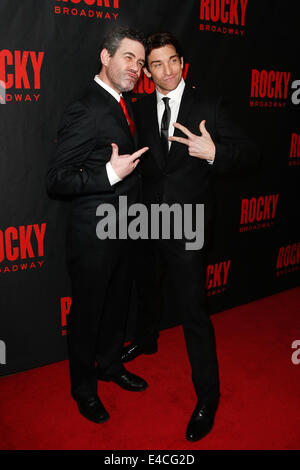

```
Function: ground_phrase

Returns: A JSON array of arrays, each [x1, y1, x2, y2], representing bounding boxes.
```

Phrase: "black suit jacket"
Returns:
[[133, 84, 260, 244], [46, 81, 140, 256]]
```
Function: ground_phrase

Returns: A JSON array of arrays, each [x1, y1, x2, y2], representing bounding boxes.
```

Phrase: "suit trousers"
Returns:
[[66, 238, 133, 400], [136, 238, 220, 403]]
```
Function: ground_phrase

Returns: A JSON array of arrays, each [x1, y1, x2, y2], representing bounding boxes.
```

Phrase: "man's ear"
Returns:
[[100, 48, 111, 67], [180, 57, 184, 70], [143, 66, 152, 79]]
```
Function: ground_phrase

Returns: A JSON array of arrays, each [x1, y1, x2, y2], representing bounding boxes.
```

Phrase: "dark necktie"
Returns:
[[160, 97, 171, 156], [120, 96, 135, 136]]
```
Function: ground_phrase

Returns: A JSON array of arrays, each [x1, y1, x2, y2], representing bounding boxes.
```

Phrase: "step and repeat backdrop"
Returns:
[[0, 0, 299, 375]]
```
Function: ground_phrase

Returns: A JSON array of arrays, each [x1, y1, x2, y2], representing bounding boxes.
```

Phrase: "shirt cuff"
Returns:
[[207, 159, 214, 165], [106, 162, 122, 186]]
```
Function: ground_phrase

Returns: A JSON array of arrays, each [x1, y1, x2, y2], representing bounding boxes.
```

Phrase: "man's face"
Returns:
[[103, 38, 145, 93], [144, 44, 183, 95]]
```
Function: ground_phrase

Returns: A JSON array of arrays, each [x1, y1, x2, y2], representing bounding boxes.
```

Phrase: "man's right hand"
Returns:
[[110, 143, 149, 180]]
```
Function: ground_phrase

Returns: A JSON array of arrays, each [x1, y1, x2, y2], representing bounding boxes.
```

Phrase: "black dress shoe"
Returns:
[[185, 398, 219, 442], [121, 342, 157, 363], [76, 395, 109, 424], [98, 366, 148, 392]]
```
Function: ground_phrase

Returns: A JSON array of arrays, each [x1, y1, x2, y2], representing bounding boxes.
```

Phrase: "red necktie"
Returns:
[[119, 96, 135, 136]]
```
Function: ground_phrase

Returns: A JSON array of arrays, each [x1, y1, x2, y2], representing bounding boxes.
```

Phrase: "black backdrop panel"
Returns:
[[0, 0, 299, 375]]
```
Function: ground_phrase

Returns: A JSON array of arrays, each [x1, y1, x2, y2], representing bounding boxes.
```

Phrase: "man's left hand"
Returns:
[[169, 120, 216, 161]]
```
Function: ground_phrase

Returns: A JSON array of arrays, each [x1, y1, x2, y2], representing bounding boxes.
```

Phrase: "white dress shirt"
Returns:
[[156, 77, 185, 151], [156, 78, 213, 163], [94, 75, 122, 186]]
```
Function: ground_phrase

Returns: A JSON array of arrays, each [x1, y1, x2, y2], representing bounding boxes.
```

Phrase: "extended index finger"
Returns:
[[168, 135, 190, 146], [173, 122, 194, 139], [131, 146, 149, 161]]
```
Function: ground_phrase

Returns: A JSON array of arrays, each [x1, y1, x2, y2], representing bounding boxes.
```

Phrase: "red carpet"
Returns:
[[1, 287, 300, 450]]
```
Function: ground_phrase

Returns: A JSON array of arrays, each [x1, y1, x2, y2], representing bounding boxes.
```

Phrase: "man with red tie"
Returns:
[[46, 28, 149, 424]]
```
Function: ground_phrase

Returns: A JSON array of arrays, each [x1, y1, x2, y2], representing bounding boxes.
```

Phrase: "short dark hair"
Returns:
[[145, 32, 184, 69], [101, 27, 146, 57]]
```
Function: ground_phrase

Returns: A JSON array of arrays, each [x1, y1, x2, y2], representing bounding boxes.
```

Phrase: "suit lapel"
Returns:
[[167, 85, 195, 165], [91, 82, 134, 144], [124, 95, 138, 148], [144, 87, 196, 170], [145, 92, 166, 170]]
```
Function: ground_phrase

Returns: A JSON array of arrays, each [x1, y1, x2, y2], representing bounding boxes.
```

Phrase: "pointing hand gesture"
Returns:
[[168, 120, 215, 161], [110, 143, 149, 179]]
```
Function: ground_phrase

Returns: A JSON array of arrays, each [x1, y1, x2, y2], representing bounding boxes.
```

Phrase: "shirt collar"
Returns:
[[156, 78, 185, 104], [94, 75, 121, 102]]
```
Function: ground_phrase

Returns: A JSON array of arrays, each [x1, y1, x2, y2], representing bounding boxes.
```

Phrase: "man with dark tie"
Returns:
[[46, 28, 149, 424], [122, 32, 260, 441]]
